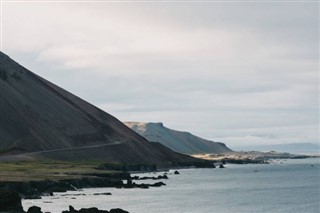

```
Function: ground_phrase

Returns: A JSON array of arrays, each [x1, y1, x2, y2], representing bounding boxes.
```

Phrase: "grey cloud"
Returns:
[[2, 2, 318, 146]]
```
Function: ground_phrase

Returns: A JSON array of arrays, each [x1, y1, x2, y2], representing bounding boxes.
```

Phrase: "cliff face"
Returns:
[[125, 122, 232, 155], [0, 52, 197, 166]]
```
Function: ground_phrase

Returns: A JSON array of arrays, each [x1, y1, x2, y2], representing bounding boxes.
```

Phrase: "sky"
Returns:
[[1, 0, 319, 147]]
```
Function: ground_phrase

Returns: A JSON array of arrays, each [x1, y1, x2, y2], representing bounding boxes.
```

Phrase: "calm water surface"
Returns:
[[23, 158, 320, 213]]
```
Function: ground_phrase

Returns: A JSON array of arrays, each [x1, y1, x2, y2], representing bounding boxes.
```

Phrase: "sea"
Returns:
[[23, 158, 320, 213]]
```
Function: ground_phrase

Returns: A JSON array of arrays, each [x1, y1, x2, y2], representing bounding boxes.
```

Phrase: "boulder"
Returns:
[[151, 182, 166, 187], [78, 207, 108, 213], [174, 171, 180, 175], [93, 193, 112, 196], [27, 206, 42, 213], [157, 175, 168, 179]]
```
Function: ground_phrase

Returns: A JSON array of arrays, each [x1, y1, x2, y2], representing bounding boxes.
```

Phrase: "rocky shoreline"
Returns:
[[0, 159, 266, 212], [0, 169, 186, 213], [0, 172, 170, 199], [0, 188, 129, 213], [0, 173, 166, 213], [0, 159, 221, 213]]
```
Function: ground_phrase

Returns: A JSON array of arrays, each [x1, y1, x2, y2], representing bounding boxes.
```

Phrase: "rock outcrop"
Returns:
[[27, 206, 42, 213], [0, 189, 129, 213]]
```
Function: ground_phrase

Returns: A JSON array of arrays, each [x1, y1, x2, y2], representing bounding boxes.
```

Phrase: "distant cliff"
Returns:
[[125, 122, 232, 155]]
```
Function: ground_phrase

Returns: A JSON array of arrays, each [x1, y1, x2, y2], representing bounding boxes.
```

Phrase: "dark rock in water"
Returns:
[[62, 205, 129, 213], [93, 193, 112, 196], [131, 175, 139, 180], [0, 188, 24, 212], [62, 206, 106, 213], [27, 206, 42, 213], [132, 174, 168, 180], [219, 164, 225, 168], [110, 209, 129, 213], [121, 180, 166, 189], [151, 182, 166, 187], [158, 174, 168, 179], [78, 207, 108, 213], [174, 170, 180, 175]]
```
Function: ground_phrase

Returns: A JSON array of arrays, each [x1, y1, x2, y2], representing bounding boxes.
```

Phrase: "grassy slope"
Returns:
[[0, 160, 120, 182]]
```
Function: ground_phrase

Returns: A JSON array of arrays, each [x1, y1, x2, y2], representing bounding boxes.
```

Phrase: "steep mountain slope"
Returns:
[[0, 51, 198, 166], [125, 122, 232, 155]]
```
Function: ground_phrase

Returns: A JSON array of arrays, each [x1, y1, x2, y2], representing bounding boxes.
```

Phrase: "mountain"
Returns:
[[0, 51, 199, 167], [124, 122, 232, 155], [232, 143, 320, 154]]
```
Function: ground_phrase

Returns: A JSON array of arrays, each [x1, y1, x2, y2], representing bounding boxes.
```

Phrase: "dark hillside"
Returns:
[[0, 52, 198, 167]]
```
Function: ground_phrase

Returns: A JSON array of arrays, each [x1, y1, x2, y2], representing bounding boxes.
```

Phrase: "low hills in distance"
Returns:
[[0, 51, 201, 167], [232, 143, 320, 155], [125, 122, 232, 155]]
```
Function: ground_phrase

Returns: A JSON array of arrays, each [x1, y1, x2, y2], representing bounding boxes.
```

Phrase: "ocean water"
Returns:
[[23, 158, 320, 213]]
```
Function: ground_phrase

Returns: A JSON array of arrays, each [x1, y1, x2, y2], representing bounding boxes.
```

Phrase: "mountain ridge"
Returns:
[[125, 122, 232, 155]]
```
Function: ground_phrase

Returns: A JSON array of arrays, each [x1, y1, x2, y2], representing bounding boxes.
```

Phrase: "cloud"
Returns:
[[5, 2, 317, 72], [2, 1, 319, 146]]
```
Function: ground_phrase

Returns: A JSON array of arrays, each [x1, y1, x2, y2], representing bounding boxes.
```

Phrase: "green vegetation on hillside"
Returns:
[[0, 161, 121, 182]]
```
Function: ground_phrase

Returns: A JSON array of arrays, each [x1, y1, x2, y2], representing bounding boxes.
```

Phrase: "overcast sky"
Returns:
[[1, 1, 319, 147]]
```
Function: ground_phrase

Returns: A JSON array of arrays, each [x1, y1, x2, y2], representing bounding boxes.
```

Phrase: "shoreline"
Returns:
[[20, 158, 319, 213], [2, 152, 314, 198], [0, 160, 216, 199], [1, 154, 317, 213], [0, 170, 171, 213], [192, 151, 318, 163]]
